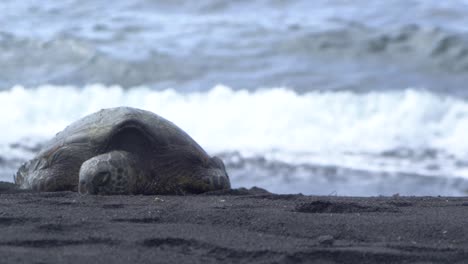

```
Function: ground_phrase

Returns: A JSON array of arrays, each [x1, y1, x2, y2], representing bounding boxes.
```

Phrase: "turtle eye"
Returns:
[[93, 171, 111, 186]]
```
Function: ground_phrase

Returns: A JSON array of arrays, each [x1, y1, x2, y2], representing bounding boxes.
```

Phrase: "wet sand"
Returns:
[[0, 185, 467, 263]]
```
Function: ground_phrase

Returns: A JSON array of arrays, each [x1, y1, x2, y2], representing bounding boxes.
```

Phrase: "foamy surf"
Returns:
[[1, 84, 468, 195]]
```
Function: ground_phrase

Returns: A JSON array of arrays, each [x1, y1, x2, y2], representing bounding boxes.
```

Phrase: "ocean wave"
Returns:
[[278, 23, 468, 72], [2, 24, 468, 92], [222, 154, 468, 196], [0, 34, 185, 89], [1, 84, 468, 177], [1, 84, 468, 195]]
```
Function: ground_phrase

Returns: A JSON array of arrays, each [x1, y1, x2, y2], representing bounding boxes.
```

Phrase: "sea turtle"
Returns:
[[15, 107, 230, 195]]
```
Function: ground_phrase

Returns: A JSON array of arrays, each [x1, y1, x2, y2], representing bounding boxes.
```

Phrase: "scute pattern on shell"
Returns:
[[15, 107, 230, 194]]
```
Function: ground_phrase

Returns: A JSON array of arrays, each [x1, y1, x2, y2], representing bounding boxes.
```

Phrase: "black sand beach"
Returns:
[[0, 185, 467, 264]]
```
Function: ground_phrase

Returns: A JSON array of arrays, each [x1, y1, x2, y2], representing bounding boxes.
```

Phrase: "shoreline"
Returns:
[[0, 187, 467, 263]]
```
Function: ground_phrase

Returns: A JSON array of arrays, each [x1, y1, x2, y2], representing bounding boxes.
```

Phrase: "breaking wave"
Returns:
[[1, 84, 468, 184]]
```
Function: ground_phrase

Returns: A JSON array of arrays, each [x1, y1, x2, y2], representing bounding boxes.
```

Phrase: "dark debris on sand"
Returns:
[[0, 185, 467, 263]]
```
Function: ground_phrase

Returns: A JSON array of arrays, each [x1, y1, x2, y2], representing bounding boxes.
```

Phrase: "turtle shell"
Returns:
[[15, 107, 213, 192]]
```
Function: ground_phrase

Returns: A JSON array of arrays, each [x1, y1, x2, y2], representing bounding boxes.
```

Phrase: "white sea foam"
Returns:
[[1, 84, 468, 181]]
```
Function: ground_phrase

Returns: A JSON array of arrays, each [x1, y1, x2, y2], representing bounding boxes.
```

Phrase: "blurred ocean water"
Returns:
[[1, 0, 468, 195]]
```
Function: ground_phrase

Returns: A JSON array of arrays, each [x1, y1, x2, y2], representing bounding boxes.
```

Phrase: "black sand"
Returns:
[[0, 185, 467, 263]]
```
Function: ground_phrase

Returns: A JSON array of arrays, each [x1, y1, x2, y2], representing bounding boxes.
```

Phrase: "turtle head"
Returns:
[[78, 151, 139, 195]]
